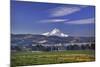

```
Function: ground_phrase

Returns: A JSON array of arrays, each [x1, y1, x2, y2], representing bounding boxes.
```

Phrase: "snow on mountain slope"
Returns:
[[42, 28, 68, 37]]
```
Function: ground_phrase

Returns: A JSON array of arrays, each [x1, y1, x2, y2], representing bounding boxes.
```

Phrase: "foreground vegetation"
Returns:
[[11, 50, 95, 67]]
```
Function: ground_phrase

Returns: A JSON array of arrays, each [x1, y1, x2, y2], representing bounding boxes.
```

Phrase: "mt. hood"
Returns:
[[42, 28, 68, 37]]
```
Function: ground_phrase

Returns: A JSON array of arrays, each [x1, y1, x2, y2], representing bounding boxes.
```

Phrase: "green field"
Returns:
[[11, 50, 95, 67]]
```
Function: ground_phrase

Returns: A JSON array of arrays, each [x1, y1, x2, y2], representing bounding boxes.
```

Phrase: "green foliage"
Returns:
[[11, 50, 95, 67]]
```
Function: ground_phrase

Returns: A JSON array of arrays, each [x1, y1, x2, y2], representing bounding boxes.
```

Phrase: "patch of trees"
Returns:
[[11, 43, 95, 52], [90, 43, 95, 50], [66, 44, 95, 50]]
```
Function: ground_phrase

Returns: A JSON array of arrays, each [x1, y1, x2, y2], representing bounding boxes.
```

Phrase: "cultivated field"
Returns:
[[11, 50, 95, 67]]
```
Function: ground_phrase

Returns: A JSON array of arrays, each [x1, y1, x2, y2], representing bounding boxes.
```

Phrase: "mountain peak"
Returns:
[[51, 28, 60, 34], [42, 28, 68, 37]]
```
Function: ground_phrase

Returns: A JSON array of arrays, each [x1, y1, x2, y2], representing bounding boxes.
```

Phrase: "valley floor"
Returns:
[[11, 50, 95, 67]]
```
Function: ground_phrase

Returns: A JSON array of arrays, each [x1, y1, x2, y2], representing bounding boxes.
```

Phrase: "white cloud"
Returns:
[[39, 19, 68, 23], [49, 6, 83, 17], [65, 18, 94, 24]]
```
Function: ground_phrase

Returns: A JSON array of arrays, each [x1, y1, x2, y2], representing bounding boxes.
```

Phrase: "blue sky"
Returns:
[[11, 1, 95, 37]]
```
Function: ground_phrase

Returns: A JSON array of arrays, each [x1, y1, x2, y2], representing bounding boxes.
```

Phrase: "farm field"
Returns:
[[11, 50, 95, 67]]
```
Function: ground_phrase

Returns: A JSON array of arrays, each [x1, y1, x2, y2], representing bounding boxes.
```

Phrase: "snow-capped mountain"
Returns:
[[42, 28, 68, 37]]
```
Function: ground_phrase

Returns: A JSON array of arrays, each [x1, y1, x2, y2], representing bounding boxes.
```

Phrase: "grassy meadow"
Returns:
[[11, 50, 95, 67]]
